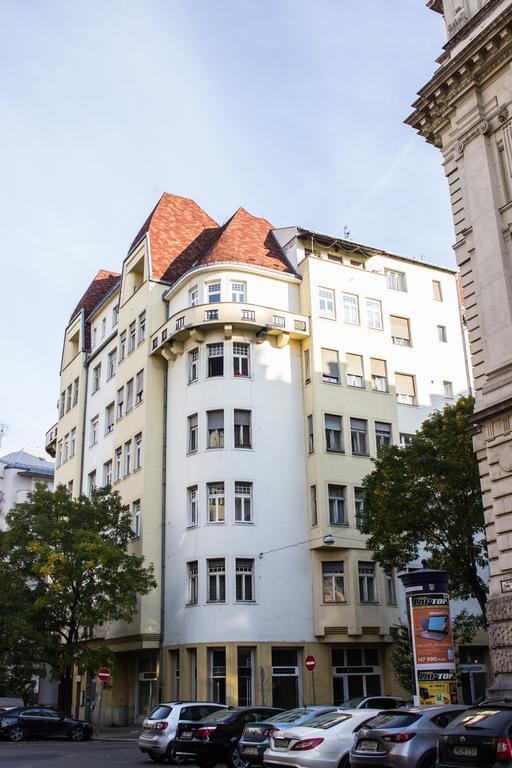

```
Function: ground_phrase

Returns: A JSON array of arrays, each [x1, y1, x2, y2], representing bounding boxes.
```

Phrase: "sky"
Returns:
[[0, 0, 453, 456]]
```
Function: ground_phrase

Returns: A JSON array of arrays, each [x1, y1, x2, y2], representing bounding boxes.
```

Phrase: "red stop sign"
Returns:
[[305, 655, 316, 672], [97, 667, 111, 683]]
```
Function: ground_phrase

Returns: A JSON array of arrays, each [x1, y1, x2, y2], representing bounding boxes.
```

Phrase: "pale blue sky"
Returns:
[[0, 0, 452, 455]]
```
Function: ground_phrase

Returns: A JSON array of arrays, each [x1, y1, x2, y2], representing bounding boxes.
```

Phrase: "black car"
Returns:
[[174, 706, 283, 768], [0, 706, 93, 742], [437, 701, 512, 767]]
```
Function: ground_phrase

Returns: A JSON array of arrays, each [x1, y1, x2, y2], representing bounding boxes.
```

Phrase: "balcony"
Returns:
[[45, 423, 58, 458], [151, 302, 309, 355]]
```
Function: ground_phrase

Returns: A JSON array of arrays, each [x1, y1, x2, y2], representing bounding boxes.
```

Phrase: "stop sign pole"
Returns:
[[95, 667, 111, 737], [305, 655, 316, 705]]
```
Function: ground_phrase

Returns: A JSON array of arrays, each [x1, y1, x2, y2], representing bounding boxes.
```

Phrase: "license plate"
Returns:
[[453, 746, 477, 757], [273, 739, 289, 749], [359, 740, 379, 751], [181, 732, 193, 740], [243, 747, 259, 755], [143, 727, 153, 733]]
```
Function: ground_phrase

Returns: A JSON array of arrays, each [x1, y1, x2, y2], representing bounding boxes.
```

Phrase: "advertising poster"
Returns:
[[410, 595, 455, 666], [417, 670, 458, 706]]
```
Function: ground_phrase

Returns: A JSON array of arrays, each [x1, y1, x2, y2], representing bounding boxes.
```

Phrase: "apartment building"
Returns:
[[47, 194, 471, 723]]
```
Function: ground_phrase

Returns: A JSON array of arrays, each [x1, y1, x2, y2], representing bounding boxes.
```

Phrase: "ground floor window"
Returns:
[[331, 647, 382, 704], [272, 648, 300, 710], [189, 648, 197, 700], [136, 655, 158, 721], [238, 647, 254, 706], [209, 648, 226, 704], [171, 649, 180, 701], [459, 647, 488, 704]]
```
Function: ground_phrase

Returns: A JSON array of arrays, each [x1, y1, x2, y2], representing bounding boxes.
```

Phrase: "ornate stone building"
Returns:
[[407, 0, 512, 695]]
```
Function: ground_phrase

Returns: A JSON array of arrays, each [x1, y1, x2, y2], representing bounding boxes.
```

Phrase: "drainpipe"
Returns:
[[79, 361, 90, 494], [159, 358, 168, 701]]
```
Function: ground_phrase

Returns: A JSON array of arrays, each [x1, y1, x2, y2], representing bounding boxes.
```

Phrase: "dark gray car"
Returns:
[[350, 705, 468, 768]]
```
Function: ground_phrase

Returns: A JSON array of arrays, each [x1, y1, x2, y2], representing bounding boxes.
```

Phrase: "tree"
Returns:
[[359, 397, 488, 617], [0, 484, 157, 712]]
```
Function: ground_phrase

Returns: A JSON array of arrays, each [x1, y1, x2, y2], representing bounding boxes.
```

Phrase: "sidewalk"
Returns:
[[94, 725, 140, 741]]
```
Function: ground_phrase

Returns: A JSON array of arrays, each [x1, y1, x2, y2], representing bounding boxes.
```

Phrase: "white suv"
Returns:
[[138, 701, 227, 763]]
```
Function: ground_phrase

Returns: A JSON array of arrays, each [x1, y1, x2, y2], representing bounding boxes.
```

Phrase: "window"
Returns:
[[233, 343, 250, 377], [126, 378, 134, 412], [390, 316, 411, 346], [346, 353, 365, 388], [375, 422, 392, 451], [57, 440, 63, 467], [189, 285, 199, 306], [66, 384, 72, 412], [188, 561, 198, 604], [107, 349, 116, 379], [400, 433, 414, 447], [351, 418, 369, 455], [385, 269, 407, 292], [132, 500, 141, 538], [136, 370, 144, 404], [119, 331, 126, 361], [386, 571, 396, 604], [321, 348, 340, 384], [134, 432, 142, 469], [236, 559, 254, 602], [128, 321, 136, 353], [92, 327, 97, 348], [114, 447, 122, 481], [59, 392, 65, 418], [325, 414, 343, 453], [231, 281, 246, 302], [112, 304, 119, 326], [342, 293, 359, 325], [371, 358, 388, 392], [322, 562, 345, 603], [359, 562, 377, 602], [105, 403, 114, 434], [328, 484, 346, 525], [432, 280, 443, 301], [70, 428, 76, 457], [235, 482, 253, 523], [366, 299, 383, 330], [207, 343, 224, 377], [207, 483, 225, 523], [101, 317, 106, 338], [207, 410, 224, 449], [103, 460, 112, 486], [395, 373, 416, 405], [208, 282, 221, 303], [318, 287, 335, 319], [310, 485, 318, 526], [124, 440, 132, 476], [138, 311, 146, 344], [438, 324, 447, 342], [354, 488, 364, 527], [209, 647, 227, 703], [73, 378, 79, 406], [90, 416, 99, 446], [116, 387, 124, 419], [189, 348, 199, 383], [207, 558, 226, 601], [238, 648, 254, 707], [307, 414, 314, 453], [234, 409, 251, 448], [92, 364, 101, 393], [188, 486, 198, 526], [64, 433, 69, 461], [188, 414, 198, 453], [443, 380, 454, 399], [304, 348, 311, 384], [88, 471, 96, 496]]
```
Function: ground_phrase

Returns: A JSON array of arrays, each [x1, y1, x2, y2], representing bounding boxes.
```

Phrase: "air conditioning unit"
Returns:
[[138, 672, 158, 682]]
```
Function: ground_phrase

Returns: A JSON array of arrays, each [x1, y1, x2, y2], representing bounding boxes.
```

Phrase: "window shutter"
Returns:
[[325, 414, 341, 430], [321, 348, 339, 378], [208, 410, 224, 428], [234, 410, 251, 425], [390, 316, 410, 339], [371, 358, 387, 377], [346, 353, 364, 376], [395, 373, 415, 396]]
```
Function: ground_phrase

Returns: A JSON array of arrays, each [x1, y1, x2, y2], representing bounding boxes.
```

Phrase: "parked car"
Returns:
[[437, 701, 512, 767], [0, 706, 93, 742], [350, 705, 468, 768], [263, 708, 382, 768], [138, 701, 227, 763], [340, 695, 408, 710], [239, 706, 339, 767], [174, 706, 283, 768]]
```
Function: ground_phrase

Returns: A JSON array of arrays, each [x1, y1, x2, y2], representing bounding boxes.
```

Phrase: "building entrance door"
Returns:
[[332, 647, 382, 705], [272, 648, 300, 709]]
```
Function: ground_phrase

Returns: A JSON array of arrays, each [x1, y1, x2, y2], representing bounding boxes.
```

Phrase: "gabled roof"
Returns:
[[0, 449, 54, 476], [69, 269, 120, 323]]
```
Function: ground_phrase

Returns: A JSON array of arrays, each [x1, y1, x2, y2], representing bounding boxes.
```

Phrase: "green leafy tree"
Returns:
[[0, 484, 156, 712], [359, 397, 488, 617]]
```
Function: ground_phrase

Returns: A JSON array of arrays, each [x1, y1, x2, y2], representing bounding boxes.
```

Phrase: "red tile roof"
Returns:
[[69, 269, 120, 323]]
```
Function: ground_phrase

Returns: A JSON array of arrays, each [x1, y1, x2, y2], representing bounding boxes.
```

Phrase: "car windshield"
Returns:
[[341, 697, 365, 708], [302, 712, 351, 730], [268, 708, 318, 724], [363, 712, 421, 730], [199, 709, 237, 723], [147, 705, 173, 720], [448, 709, 512, 731]]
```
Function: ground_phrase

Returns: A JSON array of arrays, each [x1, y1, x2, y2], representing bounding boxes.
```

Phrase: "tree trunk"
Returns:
[[58, 665, 73, 714]]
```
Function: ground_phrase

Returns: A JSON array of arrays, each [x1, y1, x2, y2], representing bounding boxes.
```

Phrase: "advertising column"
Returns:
[[399, 567, 458, 706]]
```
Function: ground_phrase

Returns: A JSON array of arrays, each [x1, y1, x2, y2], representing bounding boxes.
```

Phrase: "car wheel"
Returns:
[[69, 725, 85, 742], [166, 741, 186, 765], [337, 755, 350, 768], [228, 746, 249, 768], [148, 752, 167, 764], [420, 757, 436, 768], [8, 725, 24, 743]]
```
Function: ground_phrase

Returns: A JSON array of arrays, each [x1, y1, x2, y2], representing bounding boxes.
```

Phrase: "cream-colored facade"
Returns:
[[408, 0, 512, 697], [48, 195, 474, 723]]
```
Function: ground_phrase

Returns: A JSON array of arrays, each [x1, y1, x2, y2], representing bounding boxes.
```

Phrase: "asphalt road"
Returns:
[[0, 740, 158, 767]]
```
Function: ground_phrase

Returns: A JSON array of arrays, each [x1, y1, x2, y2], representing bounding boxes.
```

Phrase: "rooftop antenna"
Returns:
[[343, 225, 351, 240]]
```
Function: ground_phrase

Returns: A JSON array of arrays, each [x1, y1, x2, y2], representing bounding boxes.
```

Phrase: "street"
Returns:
[[0, 740, 161, 767]]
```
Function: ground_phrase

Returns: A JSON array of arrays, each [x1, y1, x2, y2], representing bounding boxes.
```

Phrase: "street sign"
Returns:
[[305, 655, 316, 672], [97, 667, 111, 683]]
